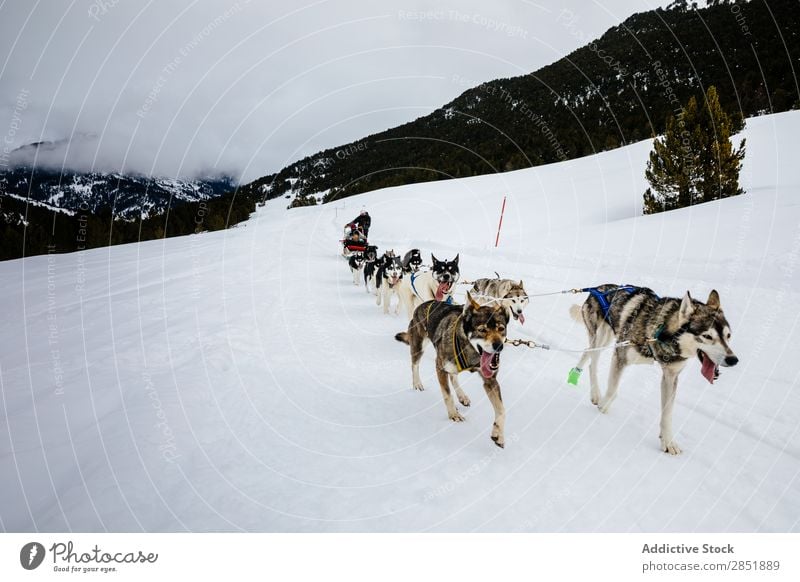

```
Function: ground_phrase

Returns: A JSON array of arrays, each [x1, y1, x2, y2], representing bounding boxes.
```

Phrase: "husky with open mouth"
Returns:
[[395, 291, 510, 448], [376, 255, 404, 315], [397, 254, 460, 320], [569, 285, 739, 455], [471, 277, 529, 325]]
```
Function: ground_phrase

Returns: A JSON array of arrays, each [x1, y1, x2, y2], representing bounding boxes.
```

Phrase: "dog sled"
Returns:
[[341, 223, 368, 256]]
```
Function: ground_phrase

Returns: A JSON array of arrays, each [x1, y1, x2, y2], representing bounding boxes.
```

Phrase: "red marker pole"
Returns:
[[494, 195, 507, 248]]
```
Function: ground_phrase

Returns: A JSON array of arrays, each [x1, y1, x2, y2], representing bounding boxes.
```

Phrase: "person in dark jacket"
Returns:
[[349, 210, 371, 237]]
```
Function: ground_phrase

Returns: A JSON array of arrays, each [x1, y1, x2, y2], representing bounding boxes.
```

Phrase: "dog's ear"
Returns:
[[465, 290, 480, 311], [462, 292, 479, 333], [453, 254, 459, 265], [519, 280, 524, 288], [679, 291, 694, 323], [707, 289, 721, 310], [462, 308, 473, 333], [431, 254, 438, 265]]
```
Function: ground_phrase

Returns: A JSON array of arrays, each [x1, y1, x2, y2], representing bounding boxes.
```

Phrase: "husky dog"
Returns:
[[471, 277, 529, 325], [362, 245, 380, 294], [376, 255, 404, 314], [570, 285, 739, 455], [395, 292, 510, 447], [373, 250, 397, 292], [397, 254, 460, 319], [363, 245, 378, 263], [348, 252, 365, 285], [401, 248, 423, 274]]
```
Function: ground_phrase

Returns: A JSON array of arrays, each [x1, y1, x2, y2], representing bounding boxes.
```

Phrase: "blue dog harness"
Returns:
[[582, 285, 638, 321]]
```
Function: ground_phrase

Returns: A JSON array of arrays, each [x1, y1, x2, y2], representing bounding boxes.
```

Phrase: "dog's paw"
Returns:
[[590, 390, 600, 406], [661, 438, 682, 455], [598, 400, 612, 414], [457, 394, 471, 407], [449, 411, 465, 422], [413, 383, 424, 391], [491, 423, 504, 447], [491, 434, 505, 448]]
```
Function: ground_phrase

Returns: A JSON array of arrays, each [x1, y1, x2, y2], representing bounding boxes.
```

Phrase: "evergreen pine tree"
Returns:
[[644, 85, 745, 215], [643, 102, 696, 213], [695, 86, 746, 202]]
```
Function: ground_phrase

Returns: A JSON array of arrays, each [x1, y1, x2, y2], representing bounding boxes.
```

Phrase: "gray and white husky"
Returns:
[[471, 277, 529, 325], [570, 285, 738, 455]]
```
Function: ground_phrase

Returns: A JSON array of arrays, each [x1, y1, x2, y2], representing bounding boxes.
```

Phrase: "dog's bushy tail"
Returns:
[[395, 332, 409, 344], [569, 304, 583, 322]]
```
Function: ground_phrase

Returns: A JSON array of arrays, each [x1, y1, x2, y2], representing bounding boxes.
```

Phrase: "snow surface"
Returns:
[[2, 111, 799, 532]]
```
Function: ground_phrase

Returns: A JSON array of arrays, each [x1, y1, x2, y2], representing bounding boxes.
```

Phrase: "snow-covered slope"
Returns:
[[2, 111, 799, 532]]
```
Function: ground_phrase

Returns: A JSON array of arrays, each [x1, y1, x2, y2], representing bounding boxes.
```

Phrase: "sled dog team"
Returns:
[[346, 246, 739, 455]]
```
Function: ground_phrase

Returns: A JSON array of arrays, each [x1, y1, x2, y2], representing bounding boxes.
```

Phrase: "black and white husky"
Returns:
[[570, 285, 739, 455], [401, 249, 423, 274], [376, 255, 404, 315], [397, 254, 460, 319], [362, 245, 380, 294], [348, 252, 365, 285], [366, 250, 395, 294]]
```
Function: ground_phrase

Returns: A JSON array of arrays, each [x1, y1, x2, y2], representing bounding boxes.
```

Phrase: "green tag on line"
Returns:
[[567, 367, 582, 386]]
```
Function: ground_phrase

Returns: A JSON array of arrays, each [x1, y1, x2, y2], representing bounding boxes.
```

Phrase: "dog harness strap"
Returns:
[[647, 324, 664, 359], [452, 316, 469, 373], [425, 301, 434, 324], [583, 285, 637, 321], [585, 288, 612, 319], [410, 272, 422, 300], [647, 322, 689, 361]]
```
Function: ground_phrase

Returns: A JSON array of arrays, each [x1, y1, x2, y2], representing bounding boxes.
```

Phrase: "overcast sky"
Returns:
[[0, 0, 664, 183]]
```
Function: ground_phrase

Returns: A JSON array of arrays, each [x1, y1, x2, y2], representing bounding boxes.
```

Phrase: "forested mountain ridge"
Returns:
[[239, 0, 798, 204]]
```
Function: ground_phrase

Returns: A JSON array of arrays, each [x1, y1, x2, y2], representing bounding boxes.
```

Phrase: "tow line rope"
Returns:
[[504, 338, 632, 353], [458, 281, 586, 302]]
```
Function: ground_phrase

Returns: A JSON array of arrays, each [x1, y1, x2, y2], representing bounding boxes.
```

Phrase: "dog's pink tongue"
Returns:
[[479, 352, 494, 378], [700, 352, 717, 384], [435, 282, 450, 301], [518, 313, 525, 325]]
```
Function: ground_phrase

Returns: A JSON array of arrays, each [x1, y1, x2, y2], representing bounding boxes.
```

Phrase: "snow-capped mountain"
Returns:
[[0, 167, 236, 220]]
